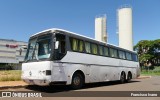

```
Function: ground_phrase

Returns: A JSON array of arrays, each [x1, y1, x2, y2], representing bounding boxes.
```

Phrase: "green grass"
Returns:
[[141, 66, 160, 76], [0, 70, 22, 81]]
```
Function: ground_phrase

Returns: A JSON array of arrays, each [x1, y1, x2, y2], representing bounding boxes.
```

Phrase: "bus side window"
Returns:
[[126, 52, 132, 60], [99, 45, 103, 56], [70, 38, 84, 52], [110, 48, 118, 58], [54, 34, 66, 60], [70, 38, 78, 51], [60, 41, 66, 53], [118, 50, 126, 59], [57, 40, 65, 54], [132, 54, 138, 61], [91, 43, 98, 55], [104, 47, 109, 56], [85, 42, 91, 53], [79, 40, 84, 52]]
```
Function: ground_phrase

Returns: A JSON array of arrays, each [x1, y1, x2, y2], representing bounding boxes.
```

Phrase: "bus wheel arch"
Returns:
[[120, 71, 126, 84], [71, 70, 85, 89]]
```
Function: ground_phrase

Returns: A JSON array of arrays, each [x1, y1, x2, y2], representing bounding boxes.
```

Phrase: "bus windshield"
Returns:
[[25, 35, 52, 62]]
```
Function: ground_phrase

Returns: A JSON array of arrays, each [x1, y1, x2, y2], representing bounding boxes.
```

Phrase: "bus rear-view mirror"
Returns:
[[55, 41, 59, 49]]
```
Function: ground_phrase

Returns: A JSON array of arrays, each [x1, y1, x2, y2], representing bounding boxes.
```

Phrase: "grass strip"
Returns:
[[0, 70, 22, 81]]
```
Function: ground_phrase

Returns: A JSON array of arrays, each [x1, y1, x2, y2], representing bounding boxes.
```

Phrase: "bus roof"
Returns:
[[31, 28, 136, 53]]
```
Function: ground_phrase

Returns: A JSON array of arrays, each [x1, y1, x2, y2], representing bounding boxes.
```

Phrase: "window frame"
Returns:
[[70, 37, 84, 53]]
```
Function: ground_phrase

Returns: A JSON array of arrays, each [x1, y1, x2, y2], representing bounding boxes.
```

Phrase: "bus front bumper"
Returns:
[[22, 76, 50, 86]]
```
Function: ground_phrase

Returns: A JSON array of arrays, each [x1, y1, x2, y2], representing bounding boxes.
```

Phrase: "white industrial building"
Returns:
[[95, 6, 133, 51], [95, 15, 107, 43], [0, 39, 27, 70], [117, 6, 133, 51]]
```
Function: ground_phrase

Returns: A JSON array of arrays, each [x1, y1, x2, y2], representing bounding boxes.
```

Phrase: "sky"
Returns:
[[0, 0, 160, 46]]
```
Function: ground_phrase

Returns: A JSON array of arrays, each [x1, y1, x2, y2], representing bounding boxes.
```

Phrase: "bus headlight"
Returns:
[[39, 71, 43, 75], [42, 71, 46, 75]]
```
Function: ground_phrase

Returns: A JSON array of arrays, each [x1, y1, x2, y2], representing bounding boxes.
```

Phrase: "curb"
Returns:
[[137, 76, 151, 79], [0, 85, 27, 90]]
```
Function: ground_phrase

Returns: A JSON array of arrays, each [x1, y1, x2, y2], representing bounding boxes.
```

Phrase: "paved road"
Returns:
[[1, 76, 160, 100]]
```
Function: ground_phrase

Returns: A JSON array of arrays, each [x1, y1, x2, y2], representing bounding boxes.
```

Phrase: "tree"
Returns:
[[134, 39, 160, 68], [152, 39, 160, 65]]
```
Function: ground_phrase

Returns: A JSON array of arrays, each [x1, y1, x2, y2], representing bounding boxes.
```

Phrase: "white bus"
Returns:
[[22, 28, 140, 89]]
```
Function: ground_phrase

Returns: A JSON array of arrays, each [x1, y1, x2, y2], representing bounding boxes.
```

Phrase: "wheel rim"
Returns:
[[73, 76, 81, 86], [121, 73, 125, 82], [128, 74, 131, 80]]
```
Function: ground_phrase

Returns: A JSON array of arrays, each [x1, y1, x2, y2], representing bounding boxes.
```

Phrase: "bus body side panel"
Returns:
[[60, 51, 139, 83]]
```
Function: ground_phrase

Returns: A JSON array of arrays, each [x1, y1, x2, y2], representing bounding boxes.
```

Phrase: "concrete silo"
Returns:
[[95, 15, 107, 43], [117, 6, 133, 51]]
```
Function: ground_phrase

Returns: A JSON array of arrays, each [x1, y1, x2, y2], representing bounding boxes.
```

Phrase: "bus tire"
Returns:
[[71, 72, 84, 89], [127, 72, 132, 83], [120, 72, 126, 84]]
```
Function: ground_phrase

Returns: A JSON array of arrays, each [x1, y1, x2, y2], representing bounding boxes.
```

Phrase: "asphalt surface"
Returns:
[[1, 76, 160, 100]]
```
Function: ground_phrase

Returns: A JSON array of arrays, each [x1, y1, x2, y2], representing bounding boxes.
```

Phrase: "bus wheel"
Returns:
[[120, 72, 126, 84], [127, 72, 132, 83], [71, 73, 84, 89]]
